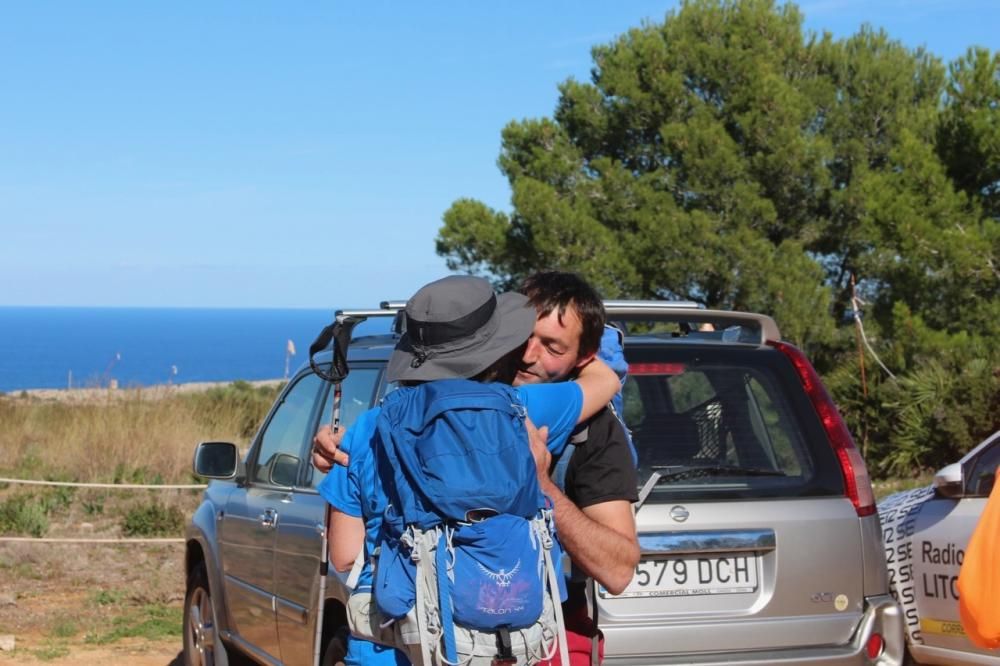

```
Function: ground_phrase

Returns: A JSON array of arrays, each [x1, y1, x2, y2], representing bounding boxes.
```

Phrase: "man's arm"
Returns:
[[313, 422, 361, 571], [328, 506, 366, 572], [527, 419, 640, 595], [541, 483, 639, 595]]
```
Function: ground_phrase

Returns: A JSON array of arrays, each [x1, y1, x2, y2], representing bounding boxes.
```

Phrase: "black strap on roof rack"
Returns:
[[308, 314, 365, 383], [308, 305, 404, 383]]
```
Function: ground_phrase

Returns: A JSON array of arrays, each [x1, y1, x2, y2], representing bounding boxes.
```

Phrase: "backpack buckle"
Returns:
[[491, 627, 516, 665]]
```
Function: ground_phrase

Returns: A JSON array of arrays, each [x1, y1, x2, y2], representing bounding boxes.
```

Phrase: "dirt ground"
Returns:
[[0, 529, 188, 664]]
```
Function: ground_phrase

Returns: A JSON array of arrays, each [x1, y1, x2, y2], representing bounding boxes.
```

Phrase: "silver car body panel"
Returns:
[[602, 497, 874, 659], [274, 490, 330, 665], [218, 486, 283, 659], [602, 594, 902, 664]]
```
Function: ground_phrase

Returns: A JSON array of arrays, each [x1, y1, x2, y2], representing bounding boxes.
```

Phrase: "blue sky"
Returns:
[[1, 0, 997, 309]]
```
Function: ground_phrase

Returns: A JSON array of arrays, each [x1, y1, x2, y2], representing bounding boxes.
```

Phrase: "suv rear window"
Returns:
[[624, 345, 844, 502]]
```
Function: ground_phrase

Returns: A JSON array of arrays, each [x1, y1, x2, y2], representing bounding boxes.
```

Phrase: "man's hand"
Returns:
[[312, 424, 349, 472], [526, 418, 551, 490]]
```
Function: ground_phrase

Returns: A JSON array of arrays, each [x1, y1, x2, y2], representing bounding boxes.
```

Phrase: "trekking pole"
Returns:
[[331, 380, 344, 434], [309, 312, 365, 435]]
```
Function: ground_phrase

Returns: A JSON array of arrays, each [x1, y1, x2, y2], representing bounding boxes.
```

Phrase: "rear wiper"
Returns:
[[636, 465, 786, 509], [654, 464, 786, 478]]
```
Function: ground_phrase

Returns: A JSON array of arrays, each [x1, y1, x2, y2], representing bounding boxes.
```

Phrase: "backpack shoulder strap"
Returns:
[[552, 441, 577, 493]]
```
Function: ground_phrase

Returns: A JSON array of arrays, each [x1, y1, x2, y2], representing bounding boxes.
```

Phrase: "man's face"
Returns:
[[514, 305, 594, 386]]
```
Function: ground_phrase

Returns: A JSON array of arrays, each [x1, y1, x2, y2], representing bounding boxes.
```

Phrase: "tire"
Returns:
[[321, 626, 349, 666], [183, 560, 229, 666]]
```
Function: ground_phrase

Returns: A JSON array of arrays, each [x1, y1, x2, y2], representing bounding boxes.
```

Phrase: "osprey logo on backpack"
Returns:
[[366, 379, 570, 666], [478, 560, 520, 587]]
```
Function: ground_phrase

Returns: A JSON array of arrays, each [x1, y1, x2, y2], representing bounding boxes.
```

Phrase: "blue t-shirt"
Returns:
[[317, 380, 583, 589], [318, 407, 382, 589]]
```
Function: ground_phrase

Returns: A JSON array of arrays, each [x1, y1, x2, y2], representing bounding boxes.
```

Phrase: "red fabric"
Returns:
[[540, 603, 604, 665]]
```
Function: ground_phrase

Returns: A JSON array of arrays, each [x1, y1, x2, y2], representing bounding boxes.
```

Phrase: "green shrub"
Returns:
[[92, 589, 125, 605], [186, 380, 281, 439], [0, 494, 49, 537], [121, 500, 184, 537], [82, 493, 106, 516], [112, 464, 163, 486], [85, 604, 182, 644], [49, 617, 78, 638]]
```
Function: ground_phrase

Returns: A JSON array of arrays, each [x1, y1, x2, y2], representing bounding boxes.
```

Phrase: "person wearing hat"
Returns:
[[316, 275, 621, 666]]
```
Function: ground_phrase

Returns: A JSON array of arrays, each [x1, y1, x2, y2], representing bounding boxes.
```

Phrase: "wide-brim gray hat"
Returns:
[[387, 275, 536, 383]]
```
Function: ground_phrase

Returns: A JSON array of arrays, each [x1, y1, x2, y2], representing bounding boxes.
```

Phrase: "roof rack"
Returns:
[[330, 299, 780, 345], [603, 300, 702, 310], [604, 303, 780, 344]]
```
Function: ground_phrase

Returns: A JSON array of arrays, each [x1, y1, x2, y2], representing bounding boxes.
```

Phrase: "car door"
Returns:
[[911, 437, 1000, 659], [218, 372, 326, 662], [273, 365, 384, 666]]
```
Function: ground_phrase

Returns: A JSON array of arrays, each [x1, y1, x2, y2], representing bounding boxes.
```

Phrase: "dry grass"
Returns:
[[0, 381, 281, 484]]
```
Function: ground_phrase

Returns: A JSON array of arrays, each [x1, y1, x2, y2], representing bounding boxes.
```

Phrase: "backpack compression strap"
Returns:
[[551, 435, 601, 666]]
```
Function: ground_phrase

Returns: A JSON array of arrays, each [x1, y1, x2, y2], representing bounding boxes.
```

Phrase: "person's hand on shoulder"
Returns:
[[526, 418, 553, 493], [312, 424, 349, 472]]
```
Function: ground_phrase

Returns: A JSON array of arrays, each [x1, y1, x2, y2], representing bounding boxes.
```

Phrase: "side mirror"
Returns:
[[269, 453, 301, 488], [193, 441, 241, 480], [932, 462, 965, 499]]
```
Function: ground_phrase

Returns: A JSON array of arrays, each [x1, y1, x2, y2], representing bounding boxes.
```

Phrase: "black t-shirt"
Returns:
[[556, 406, 639, 616], [560, 406, 639, 508]]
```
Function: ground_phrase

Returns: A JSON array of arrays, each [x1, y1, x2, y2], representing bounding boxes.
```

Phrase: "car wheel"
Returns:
[[184, 561, 228, 666], [321, 626, 349, 666]]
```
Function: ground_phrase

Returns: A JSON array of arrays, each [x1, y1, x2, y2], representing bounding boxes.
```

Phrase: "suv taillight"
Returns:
[[768, 340, 876, 517]]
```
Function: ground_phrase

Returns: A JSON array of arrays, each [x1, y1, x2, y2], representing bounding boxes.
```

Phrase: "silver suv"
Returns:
[[184, 301, 904, 665]]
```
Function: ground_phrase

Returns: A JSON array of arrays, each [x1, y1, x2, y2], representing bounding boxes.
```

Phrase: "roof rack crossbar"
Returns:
[[335, 308, 400, 321], [603, 306, 780, 344], [334, 300, 779, 344], [603, 300, 702, 310]]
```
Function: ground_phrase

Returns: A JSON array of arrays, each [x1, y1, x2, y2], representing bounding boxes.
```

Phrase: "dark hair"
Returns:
[[472, 341, 527, 385], [518, 271, 605, 357]]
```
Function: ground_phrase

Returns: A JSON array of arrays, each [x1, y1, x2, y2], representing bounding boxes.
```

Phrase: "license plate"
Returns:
[[604, 553, 759, 598]]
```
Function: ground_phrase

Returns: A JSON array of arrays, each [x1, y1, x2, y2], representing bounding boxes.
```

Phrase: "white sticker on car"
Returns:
[[878, 485, 934, 646]]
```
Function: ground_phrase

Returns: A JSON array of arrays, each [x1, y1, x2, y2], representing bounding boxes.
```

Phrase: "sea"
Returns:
[[0, 307, 392, 393]]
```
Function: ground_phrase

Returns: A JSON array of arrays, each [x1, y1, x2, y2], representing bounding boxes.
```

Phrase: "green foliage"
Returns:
[[49, 617, 78, 639], [938, 47, 1000, 219], [121, 500, 184, 537], [0, 494, 49, 537], [32, 643, 70, 661], [0, 487, 79, 537], [84, 604, 182, 644], [437, 0, 1000, 474], [92, 589, 125, 606], [112, 464, 163, 485], [82, 493, 106, 516], [187, 380, 281, 439]]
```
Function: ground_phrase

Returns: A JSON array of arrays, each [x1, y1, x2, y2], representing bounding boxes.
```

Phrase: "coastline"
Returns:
[[8, 378, 285, 404]]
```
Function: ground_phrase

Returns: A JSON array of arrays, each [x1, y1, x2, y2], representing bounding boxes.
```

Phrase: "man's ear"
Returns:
[[573, 350, 597, 371]]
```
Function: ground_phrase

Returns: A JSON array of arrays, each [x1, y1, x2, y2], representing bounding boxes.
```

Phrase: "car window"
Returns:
[[626, 345, 841, 501], [250, 372, 325, 486], [966, 439, 1000, 496], [304, 367, 383, 489]]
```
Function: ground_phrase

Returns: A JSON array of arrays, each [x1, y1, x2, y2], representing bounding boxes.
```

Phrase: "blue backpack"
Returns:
[[367, 379, 570, 666]]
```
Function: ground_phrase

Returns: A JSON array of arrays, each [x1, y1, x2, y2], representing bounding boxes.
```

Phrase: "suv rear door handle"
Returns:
[[259, 508, 279, 529]]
